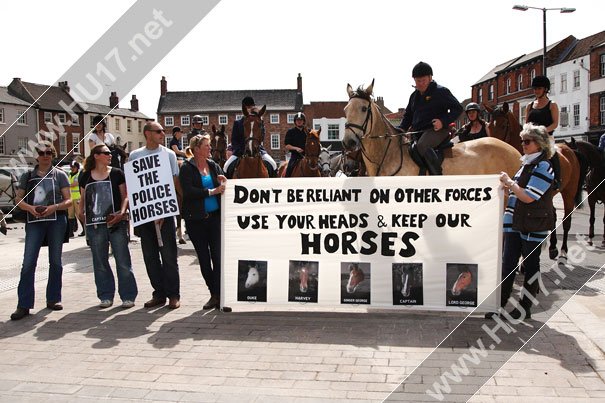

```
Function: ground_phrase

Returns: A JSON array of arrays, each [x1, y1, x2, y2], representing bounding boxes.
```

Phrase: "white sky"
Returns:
[[1, 0, 603, 118]]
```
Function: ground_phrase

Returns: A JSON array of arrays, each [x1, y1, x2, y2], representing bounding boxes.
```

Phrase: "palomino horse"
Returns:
[[211, 124, 228, 168], [232, 105, 269, 179], [342, 80, 521, 177], [486, 104, 585, 259], [244, 264, 260, 289], [289, 128, 323, 177], [345, 263, 365, 294], [451, 270, 473, 296], [485, 102, 522, 153], [329, 149, 367, 177], [567, 139, 604, 247]]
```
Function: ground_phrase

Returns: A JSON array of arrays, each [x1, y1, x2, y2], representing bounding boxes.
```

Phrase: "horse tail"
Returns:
[[574, 149, 588, 208]]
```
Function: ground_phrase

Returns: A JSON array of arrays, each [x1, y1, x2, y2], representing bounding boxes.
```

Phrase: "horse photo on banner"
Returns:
[[84, 181, 114, 225], [26, 177, 56, 223], [221, 175, 504, 312]]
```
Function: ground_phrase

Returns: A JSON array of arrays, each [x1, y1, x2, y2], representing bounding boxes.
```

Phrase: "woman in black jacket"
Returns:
[[179, 134, 227, 310]]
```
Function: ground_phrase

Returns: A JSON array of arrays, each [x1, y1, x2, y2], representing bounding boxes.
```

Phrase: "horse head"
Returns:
[[399, 268, 413, 298], [244, 264, 260, 289], [319, 145, 332, 177], [211, 124, 228, 165], [451, 271, 473, 296], [304, 128, 322, 170], [242, 105, 266, 157], [487, 102, 522, 153], [299, 266, 309, 293], [343, 80, 375, 151], [346, 263, 365, 294]]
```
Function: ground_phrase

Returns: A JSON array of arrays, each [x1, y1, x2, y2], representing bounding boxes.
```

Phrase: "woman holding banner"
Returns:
[[487, 123, 555, 321], [78, 144, 137, 309], [179, 134, 227, 310], [11, 140, 71, 321]]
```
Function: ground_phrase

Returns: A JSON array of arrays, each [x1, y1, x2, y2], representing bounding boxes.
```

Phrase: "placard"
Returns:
[[222, 175, 504, 312]]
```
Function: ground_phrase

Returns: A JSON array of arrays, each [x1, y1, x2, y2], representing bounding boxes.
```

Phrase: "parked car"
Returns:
[[0, 166, 30, 214]]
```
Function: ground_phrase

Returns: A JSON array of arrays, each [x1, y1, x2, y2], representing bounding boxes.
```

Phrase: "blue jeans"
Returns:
[[17, 215, 67, 308], [185, 214, 221, 296], [87, 221, 138, 302], [138, 217, 180, 299]]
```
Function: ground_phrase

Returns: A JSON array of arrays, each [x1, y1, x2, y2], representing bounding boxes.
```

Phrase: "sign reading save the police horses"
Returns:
[[124, 151, 179, 227], [222, 175, 503, 312]]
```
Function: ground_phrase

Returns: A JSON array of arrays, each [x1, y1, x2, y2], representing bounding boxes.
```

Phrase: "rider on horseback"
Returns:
[[188, 115, 204, 143], [457, 103, 490, 142], [399, 62, 463, 175], [224, 96, 277, 178], [284, 112, 307, 177]]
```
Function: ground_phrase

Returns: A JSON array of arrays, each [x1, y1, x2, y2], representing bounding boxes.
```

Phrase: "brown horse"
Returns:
[[486, 104, 585, 259], [485, 102, 522, 153], [289, 128, 323, 177], [346, 263, 365, 294], [232, 105, 269, 179], [567, 139, 603, 247], [342, 80, 521, 177], [211, 124, 228, 168]]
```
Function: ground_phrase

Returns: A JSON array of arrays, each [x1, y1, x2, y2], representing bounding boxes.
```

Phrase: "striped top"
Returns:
[[503, 159, 554, 242]]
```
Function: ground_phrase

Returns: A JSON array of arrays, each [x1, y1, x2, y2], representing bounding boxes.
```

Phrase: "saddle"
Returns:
[[408, 134, 454, 176], [226, 156, 277, 178]]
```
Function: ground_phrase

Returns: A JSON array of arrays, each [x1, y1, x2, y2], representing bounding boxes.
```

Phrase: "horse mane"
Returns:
[[575, 140, 603, 167], [350, 85, 373, 102]]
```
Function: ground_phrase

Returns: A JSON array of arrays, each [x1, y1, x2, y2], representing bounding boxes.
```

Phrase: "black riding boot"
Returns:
[[509, 276, 540, 320], [423, 149, 442, 176], [550, 153, 561, 190], [485, 272, 516, 319], [264, 160, 277, 178]]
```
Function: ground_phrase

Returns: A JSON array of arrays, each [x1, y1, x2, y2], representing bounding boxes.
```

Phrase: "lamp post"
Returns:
[[513, 5, 576, 76]]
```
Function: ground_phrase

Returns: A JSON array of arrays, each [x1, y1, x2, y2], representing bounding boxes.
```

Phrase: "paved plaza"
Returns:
[[0, 198, 604, 402]]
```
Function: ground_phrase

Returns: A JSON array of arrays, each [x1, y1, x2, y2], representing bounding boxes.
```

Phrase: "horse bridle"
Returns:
[[243, 115, 265, 156]]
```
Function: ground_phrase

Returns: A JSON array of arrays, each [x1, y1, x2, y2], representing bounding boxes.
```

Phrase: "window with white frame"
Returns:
[[72, 133, 80, 154], [127, 141, 133, 152], [478, 88, 483, 103], [530, 69, 536, 82], [270, 133, 280, 150], [138, 121, 142, 133], [520, 105, 526, 126], [573, 104, 580, 127], [44, 112, 52, 122], [219, 115, 228, 125], [18, 137, 27, 151], [270, 114, 279, 124], [549, 76, 555, 94], [236, 114, 243, 121], [0, 108, 4, 123], [314, 123, 321, 131], [573, 70, 580, 89], [164, 116, 174, 126], [182, 136, 189, 149], [201, 115, 209, 125], [115, 119, 120, 131], [71, 114, 79, 126], [17, 110, 27, 125], [560, 106, 569, 127], [488, 84, 494, 101], [327, 124, 340, 140], [560, 73, 567, 93], [517, 74, 523, 91], [0, 136, 4, 154], [287, 113, 295, 124], [181, 115, 190, 126], [127, 120, 132, 132], [601, 54, 605, 77], [506, 78, 511, 94], [600, 96, 605, 125], [58, 113, 66, 124], [59, 133, 67, 154]]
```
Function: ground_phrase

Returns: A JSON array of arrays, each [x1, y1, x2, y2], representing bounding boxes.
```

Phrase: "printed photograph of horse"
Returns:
[[26, 177, 56, 223], [392, 263, 423, 305], [236, 260, 267, 303], [446, 263, 478, 307], [288, 260, 319, 303], [84, 181, 114, 225], [340, 262, 371, 305]]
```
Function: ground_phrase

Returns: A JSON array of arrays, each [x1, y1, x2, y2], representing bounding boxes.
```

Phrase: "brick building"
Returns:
[[588, 37, 605, 141], [157, 75, 303, 163]]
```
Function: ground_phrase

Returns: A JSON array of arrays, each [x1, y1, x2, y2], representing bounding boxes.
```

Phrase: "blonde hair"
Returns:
[[185, 133, 211, 158], [520, 123, 554, 159]]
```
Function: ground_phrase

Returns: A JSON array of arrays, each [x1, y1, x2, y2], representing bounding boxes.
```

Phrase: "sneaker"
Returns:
[[121, 300, 135, 309], [99, 299, 113, 308]]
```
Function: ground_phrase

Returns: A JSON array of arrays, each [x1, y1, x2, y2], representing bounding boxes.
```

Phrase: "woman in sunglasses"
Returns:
[[487, 123, 555, 321], [11, 141, 72, 320], [78, 144, 137, 309]]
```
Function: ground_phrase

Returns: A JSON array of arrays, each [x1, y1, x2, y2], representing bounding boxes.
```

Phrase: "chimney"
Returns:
[[161, 76, 167, 96], [376, 96, 385, 110], [58, 81, 70, 93], [109, 92, 119, 108], [130, 95, 139, 112], [297, 73, 302, 93]]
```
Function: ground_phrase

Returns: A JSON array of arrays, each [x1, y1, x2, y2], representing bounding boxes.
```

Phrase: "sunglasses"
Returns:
[[521, 139, 534, 145], [37, 150, 53, 156], [96, 151, 112, 155], [150, 129, 165, 134]]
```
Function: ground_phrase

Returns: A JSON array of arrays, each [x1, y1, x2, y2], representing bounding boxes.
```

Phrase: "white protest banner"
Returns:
[[124, 150, 179, 227], [222, 175, 504, 312]]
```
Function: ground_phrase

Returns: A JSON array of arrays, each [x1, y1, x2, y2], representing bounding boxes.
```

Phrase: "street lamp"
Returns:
[[513, 5, 576, 76]]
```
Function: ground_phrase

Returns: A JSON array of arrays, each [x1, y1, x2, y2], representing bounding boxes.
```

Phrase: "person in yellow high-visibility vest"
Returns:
[[68, 161, 84, 237]]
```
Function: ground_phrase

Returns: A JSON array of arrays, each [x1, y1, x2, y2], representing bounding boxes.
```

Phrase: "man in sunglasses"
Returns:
[[128, 121, 182, 309]]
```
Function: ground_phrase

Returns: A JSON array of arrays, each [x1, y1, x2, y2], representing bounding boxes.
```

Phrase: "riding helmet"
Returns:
[[172, 126, 181, 134], [192, 115, 203, 124], [412, 61, 433, 78], [465, 102, 481, 113], [242, 96, 256, 107], [531, 75, 550, 90], [294, 112, 306, 122]]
